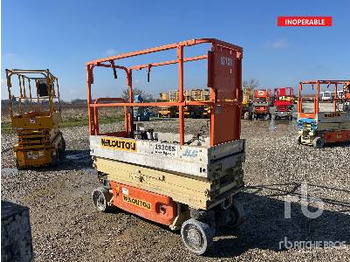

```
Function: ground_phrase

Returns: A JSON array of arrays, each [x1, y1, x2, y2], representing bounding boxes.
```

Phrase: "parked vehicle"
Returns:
[[87, 39, 245, 255], [252, 89, 272, 120], [242, 87, 253, 120], [272, 87, 294, 120], [297, 80, 350, 148], [320, 91, 334, 102], [5, 69, 65, 169]]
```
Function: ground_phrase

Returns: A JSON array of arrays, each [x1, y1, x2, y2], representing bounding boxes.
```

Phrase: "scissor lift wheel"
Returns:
[[92, 187, 112, 212], [181, 218, 215, 255], [296, 135, 302, 145], [312, 137, 325, 148], [225, 199, 245, 228]]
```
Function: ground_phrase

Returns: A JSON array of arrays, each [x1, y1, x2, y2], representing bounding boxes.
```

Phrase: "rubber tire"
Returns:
[[61, 138, 66, 152], [312, 137, 325, 148], [51, 150, 60, 166], [296, 135, 302, 145], [225, 199, 245, 228], [59, 137, 66, 160], [92, 187, 112, 212], [181, 218, 215, 255]]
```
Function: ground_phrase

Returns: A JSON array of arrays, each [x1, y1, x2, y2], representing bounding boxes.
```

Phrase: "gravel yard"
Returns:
[[1, 119, 349, 261]]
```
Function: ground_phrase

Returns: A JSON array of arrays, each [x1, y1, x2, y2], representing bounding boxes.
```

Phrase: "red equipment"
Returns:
[[273, 87, 295, 120], [252, 89, 272, 120]]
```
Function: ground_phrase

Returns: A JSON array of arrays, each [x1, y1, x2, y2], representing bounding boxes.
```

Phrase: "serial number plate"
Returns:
[[153, 143, 178, 157]]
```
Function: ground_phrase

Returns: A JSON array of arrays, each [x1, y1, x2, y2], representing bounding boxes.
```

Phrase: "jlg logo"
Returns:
[[182, 149, 198, 158]]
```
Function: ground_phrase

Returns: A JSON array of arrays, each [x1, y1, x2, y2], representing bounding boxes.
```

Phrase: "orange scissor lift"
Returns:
[[297, 80, 350, 148], [87, 39, 245, 254], [252, 89, 272, 120]]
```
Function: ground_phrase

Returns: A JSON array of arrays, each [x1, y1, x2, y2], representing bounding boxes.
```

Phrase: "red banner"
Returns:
[[277, 16, 332, 26]]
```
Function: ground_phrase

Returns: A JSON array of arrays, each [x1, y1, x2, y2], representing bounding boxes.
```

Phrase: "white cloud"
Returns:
[[4, 53, 17, 58], [264, 38, 289, 49], [105, 49, 118, 56]]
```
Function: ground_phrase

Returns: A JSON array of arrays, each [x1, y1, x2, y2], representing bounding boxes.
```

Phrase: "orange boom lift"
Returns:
[[87, 39, 245, 254]]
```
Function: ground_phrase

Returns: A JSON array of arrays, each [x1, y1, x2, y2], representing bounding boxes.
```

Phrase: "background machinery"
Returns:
[[5, 69, 65, 169], [133, 94, 151, 121], [158, 91, 179, 118], [297, 80, 350, 148], [252, 89, 272, 120], [158, 89, 210, 118], [87, 39, 245, 255], [272, 87, 295, 120], [241, 86, 253, 120]]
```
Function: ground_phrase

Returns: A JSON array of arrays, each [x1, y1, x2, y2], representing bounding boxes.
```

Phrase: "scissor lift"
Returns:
[[273, 87, 294, 120], [5, 69, 65, 168], [252, 89, 272, 120], [87, 39, 245, 254], [297, 80, 350, 148]]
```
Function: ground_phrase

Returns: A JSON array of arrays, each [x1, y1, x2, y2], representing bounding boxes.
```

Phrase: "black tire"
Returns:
[[296, 135, 302, 145], [61, 138, 66, 152], [92, 187, 112, 212], [312, 137, 325, 148], [59, 137, 66, 160], [51, 150, 60, 166], [181, 218, 215, 255], [225, 199, 245, 228]]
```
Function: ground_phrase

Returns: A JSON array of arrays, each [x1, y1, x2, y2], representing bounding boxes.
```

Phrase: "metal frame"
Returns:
[[298, 80, 350, 118], [86, 38, 243, 146], [273, 87, 295, 115], [5, 69, 61, 117], [274, 87, 294, 102]]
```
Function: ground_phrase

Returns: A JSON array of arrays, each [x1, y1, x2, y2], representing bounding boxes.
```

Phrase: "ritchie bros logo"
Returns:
[[277, 16, 332, 27]]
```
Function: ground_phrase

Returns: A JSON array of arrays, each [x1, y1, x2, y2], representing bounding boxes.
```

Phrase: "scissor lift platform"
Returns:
[[5, 69, 65, 168], [88, 38, 245, 255], [297, 80, 350, 148]]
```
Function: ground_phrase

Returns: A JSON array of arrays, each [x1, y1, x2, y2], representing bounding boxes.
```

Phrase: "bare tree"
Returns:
[[243, 78, 259, 89], [121, 88, 154, 102]]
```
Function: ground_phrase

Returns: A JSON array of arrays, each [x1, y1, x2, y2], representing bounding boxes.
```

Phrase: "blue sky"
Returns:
[[2, 0, 349, 101]]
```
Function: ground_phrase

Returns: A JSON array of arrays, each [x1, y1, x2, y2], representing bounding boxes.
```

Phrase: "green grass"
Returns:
[[1, 115, 123, 134], [1, 122, 12, 134]]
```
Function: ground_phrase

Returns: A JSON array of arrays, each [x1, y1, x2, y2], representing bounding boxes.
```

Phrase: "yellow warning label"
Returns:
[[122, 195, 151, 210], [100, 137, 137, 152]]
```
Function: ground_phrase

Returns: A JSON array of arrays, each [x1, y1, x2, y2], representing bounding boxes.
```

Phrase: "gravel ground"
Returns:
[[1, 119, 349, 261]]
